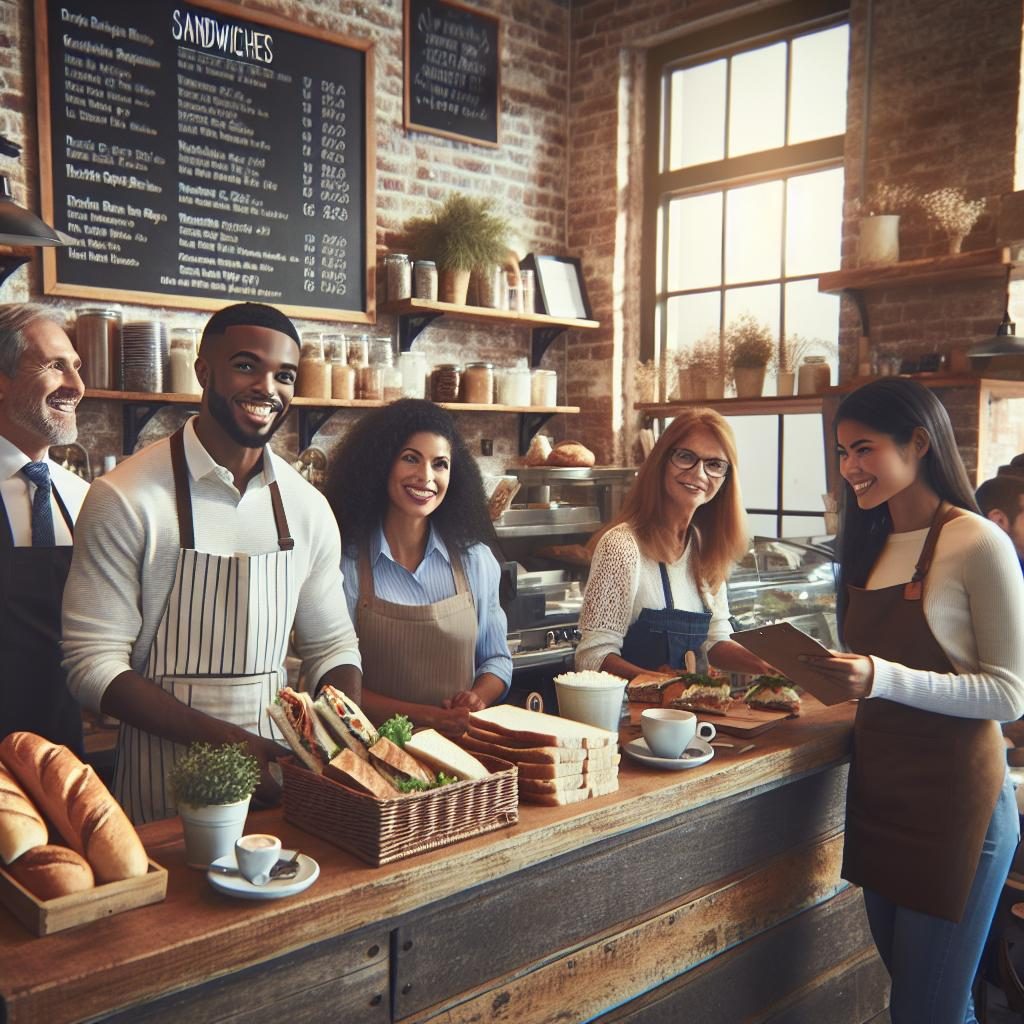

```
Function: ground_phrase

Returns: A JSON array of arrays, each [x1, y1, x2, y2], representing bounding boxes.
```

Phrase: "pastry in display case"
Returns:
[[726, 535, 839, 648]]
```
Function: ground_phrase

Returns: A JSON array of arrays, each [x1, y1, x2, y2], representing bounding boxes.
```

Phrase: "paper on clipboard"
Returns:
[[730, 622, 852, 706]]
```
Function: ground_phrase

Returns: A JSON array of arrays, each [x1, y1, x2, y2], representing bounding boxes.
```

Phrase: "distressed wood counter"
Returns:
[[0, 701, 890, 1023]]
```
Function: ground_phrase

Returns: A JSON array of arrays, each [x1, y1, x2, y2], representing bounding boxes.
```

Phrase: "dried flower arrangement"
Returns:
[[918, 188, 987, 253], [673, 333, 726, 400], [860, 183, 918, 217], [725, 315, 776, 370], [780, 333, 837, 373]]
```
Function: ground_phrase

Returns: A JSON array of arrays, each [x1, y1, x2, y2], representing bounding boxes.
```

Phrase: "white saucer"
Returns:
[[623, 736, 715, 770], [207, 850, 319, 900]]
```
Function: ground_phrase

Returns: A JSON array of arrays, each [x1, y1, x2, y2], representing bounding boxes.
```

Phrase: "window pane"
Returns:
[[786, 169, 843, 276], [728, 43, 786, 157], [667, 192, 722, 291], [724, 284, 780, 342], [669, 60, 726, 169], [782, 515, 827, 537], [728, 415, 778, 509], [782, 413, 827, 510], [783, 280, 839, 379], [747, 514, 779, 540], [725, 181, 782, 284], [666, 292, 721, 358], [789, 25, 849, 145]]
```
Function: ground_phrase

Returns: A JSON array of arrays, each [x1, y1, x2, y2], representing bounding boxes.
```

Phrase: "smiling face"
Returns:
[[386, 432, 451, 522], [836, 419, 926, 510], [0, 318, 83, 459], [195, 325, 297, 450], [661, 424, 729, 519]]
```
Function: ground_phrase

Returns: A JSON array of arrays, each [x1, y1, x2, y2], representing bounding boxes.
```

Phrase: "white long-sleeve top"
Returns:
[[864, 513, 1024, 721], [575, 523, 733, 671], [62, 418, 361, 712]]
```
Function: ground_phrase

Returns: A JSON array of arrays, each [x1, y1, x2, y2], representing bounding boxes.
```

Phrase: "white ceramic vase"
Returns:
[[178, 796, 251, 869], [859, 215, 900, 266]]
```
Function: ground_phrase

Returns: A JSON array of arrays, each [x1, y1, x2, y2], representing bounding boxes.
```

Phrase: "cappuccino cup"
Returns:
[[235, 833, 282, 885], [641, 708, 716, 759]]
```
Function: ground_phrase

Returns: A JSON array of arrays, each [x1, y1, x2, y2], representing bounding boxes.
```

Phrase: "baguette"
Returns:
[[0, 733, 148, 883], [6, 844, 94, 900], [0, 763, 48, 864], [324, 749, 398, 800], [404, 730, 490, 781]]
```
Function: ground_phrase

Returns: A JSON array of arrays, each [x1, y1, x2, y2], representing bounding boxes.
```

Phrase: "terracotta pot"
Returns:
[[859, 215, 900, 266], [733, 365, 766, 398], [439, 268, 471, 305]]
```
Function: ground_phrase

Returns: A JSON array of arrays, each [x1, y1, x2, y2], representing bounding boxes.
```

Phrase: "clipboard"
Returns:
[[730, 622, 852, 706]]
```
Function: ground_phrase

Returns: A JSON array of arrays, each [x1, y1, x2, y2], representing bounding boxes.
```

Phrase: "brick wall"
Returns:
[[0, 0, 572, 477]]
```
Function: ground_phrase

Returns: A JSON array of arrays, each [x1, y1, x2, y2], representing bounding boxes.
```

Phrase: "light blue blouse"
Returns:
[[342, 524, 512, 690]]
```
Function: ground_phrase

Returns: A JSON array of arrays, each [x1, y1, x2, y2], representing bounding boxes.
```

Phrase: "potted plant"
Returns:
[[168, 742, 261, 868], [674, 332, 726, 401], [403, 193, 511, 305], [858, 183, 917, 266], [919, 187, 987, 255], [725, 315, 775, 398]]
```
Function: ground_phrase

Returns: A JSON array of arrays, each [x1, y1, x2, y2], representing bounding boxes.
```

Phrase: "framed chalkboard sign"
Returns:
[[35, 0, 376, 323], [404, 0, 500, 148]]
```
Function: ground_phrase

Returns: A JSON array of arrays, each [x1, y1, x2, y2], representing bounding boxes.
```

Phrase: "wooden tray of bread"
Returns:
[[0, 859, 167, 937]]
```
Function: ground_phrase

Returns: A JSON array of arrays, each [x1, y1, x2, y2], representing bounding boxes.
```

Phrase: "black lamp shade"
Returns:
[[0, 174, 73, 246], [967, 310, 1024, 359]]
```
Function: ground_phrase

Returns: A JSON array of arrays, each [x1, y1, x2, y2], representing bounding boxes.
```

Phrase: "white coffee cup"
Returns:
[[235, 833, 282, 886], [640, 708, 716, 759]]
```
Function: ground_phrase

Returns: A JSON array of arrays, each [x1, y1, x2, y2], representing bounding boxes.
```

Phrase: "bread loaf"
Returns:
[[0, 733, 148, 883], [546, 441, 595, 468], [0, 763, 48, 864], [6, 844, 94, 900]]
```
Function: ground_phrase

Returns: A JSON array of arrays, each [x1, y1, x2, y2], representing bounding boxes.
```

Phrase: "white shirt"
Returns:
[[575, 523, 733, 671], [62, 417, 361, 712], [865, 513, 1024, 721], [0, 434, 90, 545]]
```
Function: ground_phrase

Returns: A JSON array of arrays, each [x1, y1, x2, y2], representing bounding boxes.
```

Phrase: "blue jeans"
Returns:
[[863, 776, 1019, 1024]]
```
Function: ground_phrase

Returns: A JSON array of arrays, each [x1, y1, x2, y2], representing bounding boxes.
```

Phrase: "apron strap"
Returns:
[[358, 546, 376, 605], [52, 484, 75, 537], [658, 562, 674, 610], [450, 547, 469, 596], [170, 426, 293, 552], [904, 502, 957, 600]]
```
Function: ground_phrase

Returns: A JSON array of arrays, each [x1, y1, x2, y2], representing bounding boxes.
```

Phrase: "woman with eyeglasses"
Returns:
[[575, 408, 774, 679]]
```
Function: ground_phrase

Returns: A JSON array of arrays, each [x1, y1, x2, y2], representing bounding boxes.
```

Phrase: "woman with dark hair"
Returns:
[[575, 408, 774, 679], [325, 399, 511, 736], [803, 377, 1024, 1023]]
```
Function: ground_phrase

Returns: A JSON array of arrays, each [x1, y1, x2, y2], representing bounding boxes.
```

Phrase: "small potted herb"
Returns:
[[858, 183, 917, 265], [674, 332, 726, 401], [168, 742, 261, 868], [725, 316, 776, 398]]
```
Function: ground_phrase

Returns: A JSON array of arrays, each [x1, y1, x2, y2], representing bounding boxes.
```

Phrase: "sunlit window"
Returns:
[[645, 8, 849, 537]]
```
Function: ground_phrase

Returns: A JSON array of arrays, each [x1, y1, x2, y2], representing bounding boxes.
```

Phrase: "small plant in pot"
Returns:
[[919, 187, 987, 255], [168, 742, 261, 868], [674, 332, 726, 401], [857, 183, 917, 266], [403, 193, 511, 305], [725, 315, 776, 398]]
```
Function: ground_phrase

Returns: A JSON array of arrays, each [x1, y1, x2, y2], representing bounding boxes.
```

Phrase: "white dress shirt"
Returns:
[[62, 417, 361, 712], [0, 434, 90, 545]]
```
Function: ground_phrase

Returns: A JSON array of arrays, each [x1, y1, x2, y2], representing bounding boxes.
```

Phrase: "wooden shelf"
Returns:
[[636, 394, 825, 418], [817, 247, 1016, 295]]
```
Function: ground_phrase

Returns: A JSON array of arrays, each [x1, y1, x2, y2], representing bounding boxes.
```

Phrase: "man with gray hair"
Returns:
[[0, 302, 88, 754]]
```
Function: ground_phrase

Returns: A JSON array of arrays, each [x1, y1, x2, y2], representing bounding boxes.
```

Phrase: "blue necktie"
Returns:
[[21, 462, 55, 547]]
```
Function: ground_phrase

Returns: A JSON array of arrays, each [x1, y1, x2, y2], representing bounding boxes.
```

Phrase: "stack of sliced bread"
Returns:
[[464, 706, 619, 806]]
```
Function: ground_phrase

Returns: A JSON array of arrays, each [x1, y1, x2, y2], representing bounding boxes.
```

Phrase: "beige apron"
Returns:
[[842, 504, 1006, 922], [355, 545, 477, 705], [113, 428, 297, 824]]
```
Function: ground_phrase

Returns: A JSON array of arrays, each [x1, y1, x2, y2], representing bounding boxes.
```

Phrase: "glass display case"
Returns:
[[726, 534, 839, 647]]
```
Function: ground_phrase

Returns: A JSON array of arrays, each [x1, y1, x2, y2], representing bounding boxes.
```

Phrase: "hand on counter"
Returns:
[[797, 651, 874, 700], [445, 689, 487, 712]]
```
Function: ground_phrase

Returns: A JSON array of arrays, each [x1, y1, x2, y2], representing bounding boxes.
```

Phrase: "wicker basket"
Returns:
[[280, 754, 518, 866]]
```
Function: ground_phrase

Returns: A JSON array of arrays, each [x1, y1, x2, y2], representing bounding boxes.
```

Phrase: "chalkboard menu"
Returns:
[[35, 0, 375, 322], [404, 0, 500, 147]]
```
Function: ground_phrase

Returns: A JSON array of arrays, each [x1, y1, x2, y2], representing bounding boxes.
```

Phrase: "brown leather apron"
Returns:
[[842, 504, 1006, 922], [355, 546, 477, 705]]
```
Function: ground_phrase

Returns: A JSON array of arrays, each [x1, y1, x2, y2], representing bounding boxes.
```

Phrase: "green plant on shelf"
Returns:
[[403, 193, 511, 272]]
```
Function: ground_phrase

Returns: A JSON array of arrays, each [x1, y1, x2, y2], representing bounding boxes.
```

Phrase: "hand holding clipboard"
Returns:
[[730, 622, 869, 706]]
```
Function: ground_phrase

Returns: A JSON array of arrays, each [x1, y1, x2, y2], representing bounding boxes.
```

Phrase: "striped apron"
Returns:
[[355, 546, 477, 705], [113, 428, 296, 824]]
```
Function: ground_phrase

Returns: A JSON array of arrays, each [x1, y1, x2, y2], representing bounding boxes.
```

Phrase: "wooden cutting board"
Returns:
[[627, 692, 827, 737]]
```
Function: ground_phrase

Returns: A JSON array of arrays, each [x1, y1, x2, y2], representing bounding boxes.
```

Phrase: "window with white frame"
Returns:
[[643, 2, 849, 537]]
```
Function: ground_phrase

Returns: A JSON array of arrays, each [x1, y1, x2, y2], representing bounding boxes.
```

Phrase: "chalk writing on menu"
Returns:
[[405, 0, 499, 147], [38, 0, 373, 321]]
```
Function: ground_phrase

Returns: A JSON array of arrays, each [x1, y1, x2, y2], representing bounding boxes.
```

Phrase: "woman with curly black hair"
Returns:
[[325, 399, 511, 736]]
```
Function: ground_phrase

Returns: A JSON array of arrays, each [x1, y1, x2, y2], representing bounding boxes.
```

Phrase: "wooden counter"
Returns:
[[0, 702, 890, 1023]]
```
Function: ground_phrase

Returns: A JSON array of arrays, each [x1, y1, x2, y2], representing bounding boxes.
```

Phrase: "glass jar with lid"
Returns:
[[530, 367, 558, 407], [430, 364, 462, 403], [346, 332, 369, 368], [399, 350, 427, 398], [414, 260, 438, 301], [168, 328, 200, 395], [797, 355, 831, 395], [327, 337, 355, 400], [74, 306, 123, 390], [461, 362, 495, 404], [385, 253, 412, 302], [296, 334, 331, 398], [498, 363, 532, 406]]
